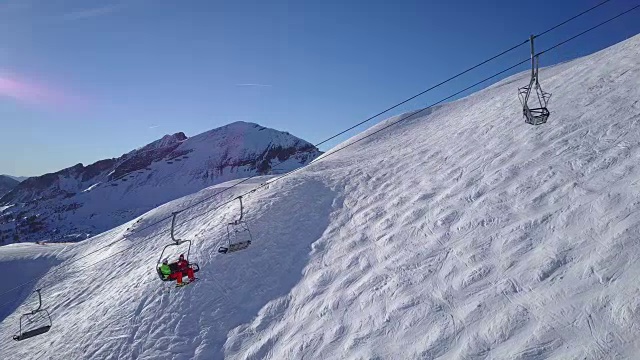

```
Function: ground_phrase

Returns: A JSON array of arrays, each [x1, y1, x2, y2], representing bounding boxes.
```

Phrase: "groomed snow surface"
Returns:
[[2, 34, 640, 359]]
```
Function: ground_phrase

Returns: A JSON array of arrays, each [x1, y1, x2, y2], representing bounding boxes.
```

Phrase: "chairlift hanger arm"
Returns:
[[170, 212, 181, 244], [229, 196, 245, 225], [530, 34, 536, 80], [157, 240, 192, 263], [33, 289, 43, 313], [519, 33, 551, 125]]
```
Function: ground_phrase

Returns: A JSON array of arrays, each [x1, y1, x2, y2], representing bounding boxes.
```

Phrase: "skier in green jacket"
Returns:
[[159, 259, 172, 280]]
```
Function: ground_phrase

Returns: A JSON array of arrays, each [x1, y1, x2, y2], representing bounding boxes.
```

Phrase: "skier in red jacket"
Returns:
[[174, 254, 195, 285]]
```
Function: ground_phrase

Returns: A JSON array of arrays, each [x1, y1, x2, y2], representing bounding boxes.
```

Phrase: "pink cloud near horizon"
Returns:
[[0, 72, 86, 110]]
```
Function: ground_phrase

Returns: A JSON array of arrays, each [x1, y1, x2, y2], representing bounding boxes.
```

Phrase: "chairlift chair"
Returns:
[[156, 212, 200, 282], [218, 196, 253, 254], [12, 289, 52, 341], [518, 35, 552, 125]]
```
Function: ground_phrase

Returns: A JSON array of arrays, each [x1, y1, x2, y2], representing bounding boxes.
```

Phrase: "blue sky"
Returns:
[[1, 0, 638, 176]]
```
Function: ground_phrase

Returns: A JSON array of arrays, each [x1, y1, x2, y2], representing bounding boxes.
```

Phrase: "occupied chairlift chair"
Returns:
[[12, 289, 52, 341], [218, 196, 253, 254], [518, 35, 552, 125], [156, 212, 200, 282]]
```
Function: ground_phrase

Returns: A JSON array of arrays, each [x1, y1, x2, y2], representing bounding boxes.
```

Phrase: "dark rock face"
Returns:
[[109, 134, 187, 181], [82, 159, 118, 182]]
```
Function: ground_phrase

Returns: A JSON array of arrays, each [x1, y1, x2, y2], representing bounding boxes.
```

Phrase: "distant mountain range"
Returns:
[[0, 121, 321, 244], [1, 175, 28, 182], [0, 176, 19, 198]]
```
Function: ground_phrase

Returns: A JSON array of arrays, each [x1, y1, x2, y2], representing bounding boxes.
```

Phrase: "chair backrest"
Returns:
[[169, 262, 179, 272]]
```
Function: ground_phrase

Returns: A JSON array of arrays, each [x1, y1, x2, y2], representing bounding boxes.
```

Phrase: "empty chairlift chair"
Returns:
[[518, 35, 552, 125], [218, 196, 253, 254], [13, 289, 52, 341]]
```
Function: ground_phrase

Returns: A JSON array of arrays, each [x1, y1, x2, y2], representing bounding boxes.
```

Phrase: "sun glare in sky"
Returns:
[[0, 72, 82, 110]]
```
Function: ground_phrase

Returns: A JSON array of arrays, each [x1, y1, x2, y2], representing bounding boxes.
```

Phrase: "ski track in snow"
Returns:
[[1, 34, 640, 359]]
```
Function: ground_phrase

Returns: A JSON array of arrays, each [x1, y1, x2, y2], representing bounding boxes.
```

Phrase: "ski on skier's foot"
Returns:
[[175, 278, 198, 288]]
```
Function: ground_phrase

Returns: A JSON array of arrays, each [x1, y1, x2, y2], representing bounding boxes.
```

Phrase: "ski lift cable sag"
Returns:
[[0, 2, 635, 302]]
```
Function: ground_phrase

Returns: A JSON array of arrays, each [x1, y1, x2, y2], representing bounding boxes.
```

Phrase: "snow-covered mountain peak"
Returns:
[[218, 120, 261, 129], [191, 121, 295, 144]]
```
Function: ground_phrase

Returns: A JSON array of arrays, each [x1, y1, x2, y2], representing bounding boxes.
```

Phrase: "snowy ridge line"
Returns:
[[0, 4, 635, 306]]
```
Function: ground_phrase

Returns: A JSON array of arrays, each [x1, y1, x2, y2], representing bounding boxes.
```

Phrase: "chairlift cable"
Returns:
[[536, 0, 615, 38], [538, 3, 640, 56]]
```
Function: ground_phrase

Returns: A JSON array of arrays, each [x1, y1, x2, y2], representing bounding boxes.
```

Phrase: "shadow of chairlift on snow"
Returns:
[[12, 289, 52, 341], [218, 196, 252, 254]]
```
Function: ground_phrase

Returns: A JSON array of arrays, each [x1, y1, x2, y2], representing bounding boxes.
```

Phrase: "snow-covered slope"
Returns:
[[0, 122, 320, 244], [1, 34, 640, 359]]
